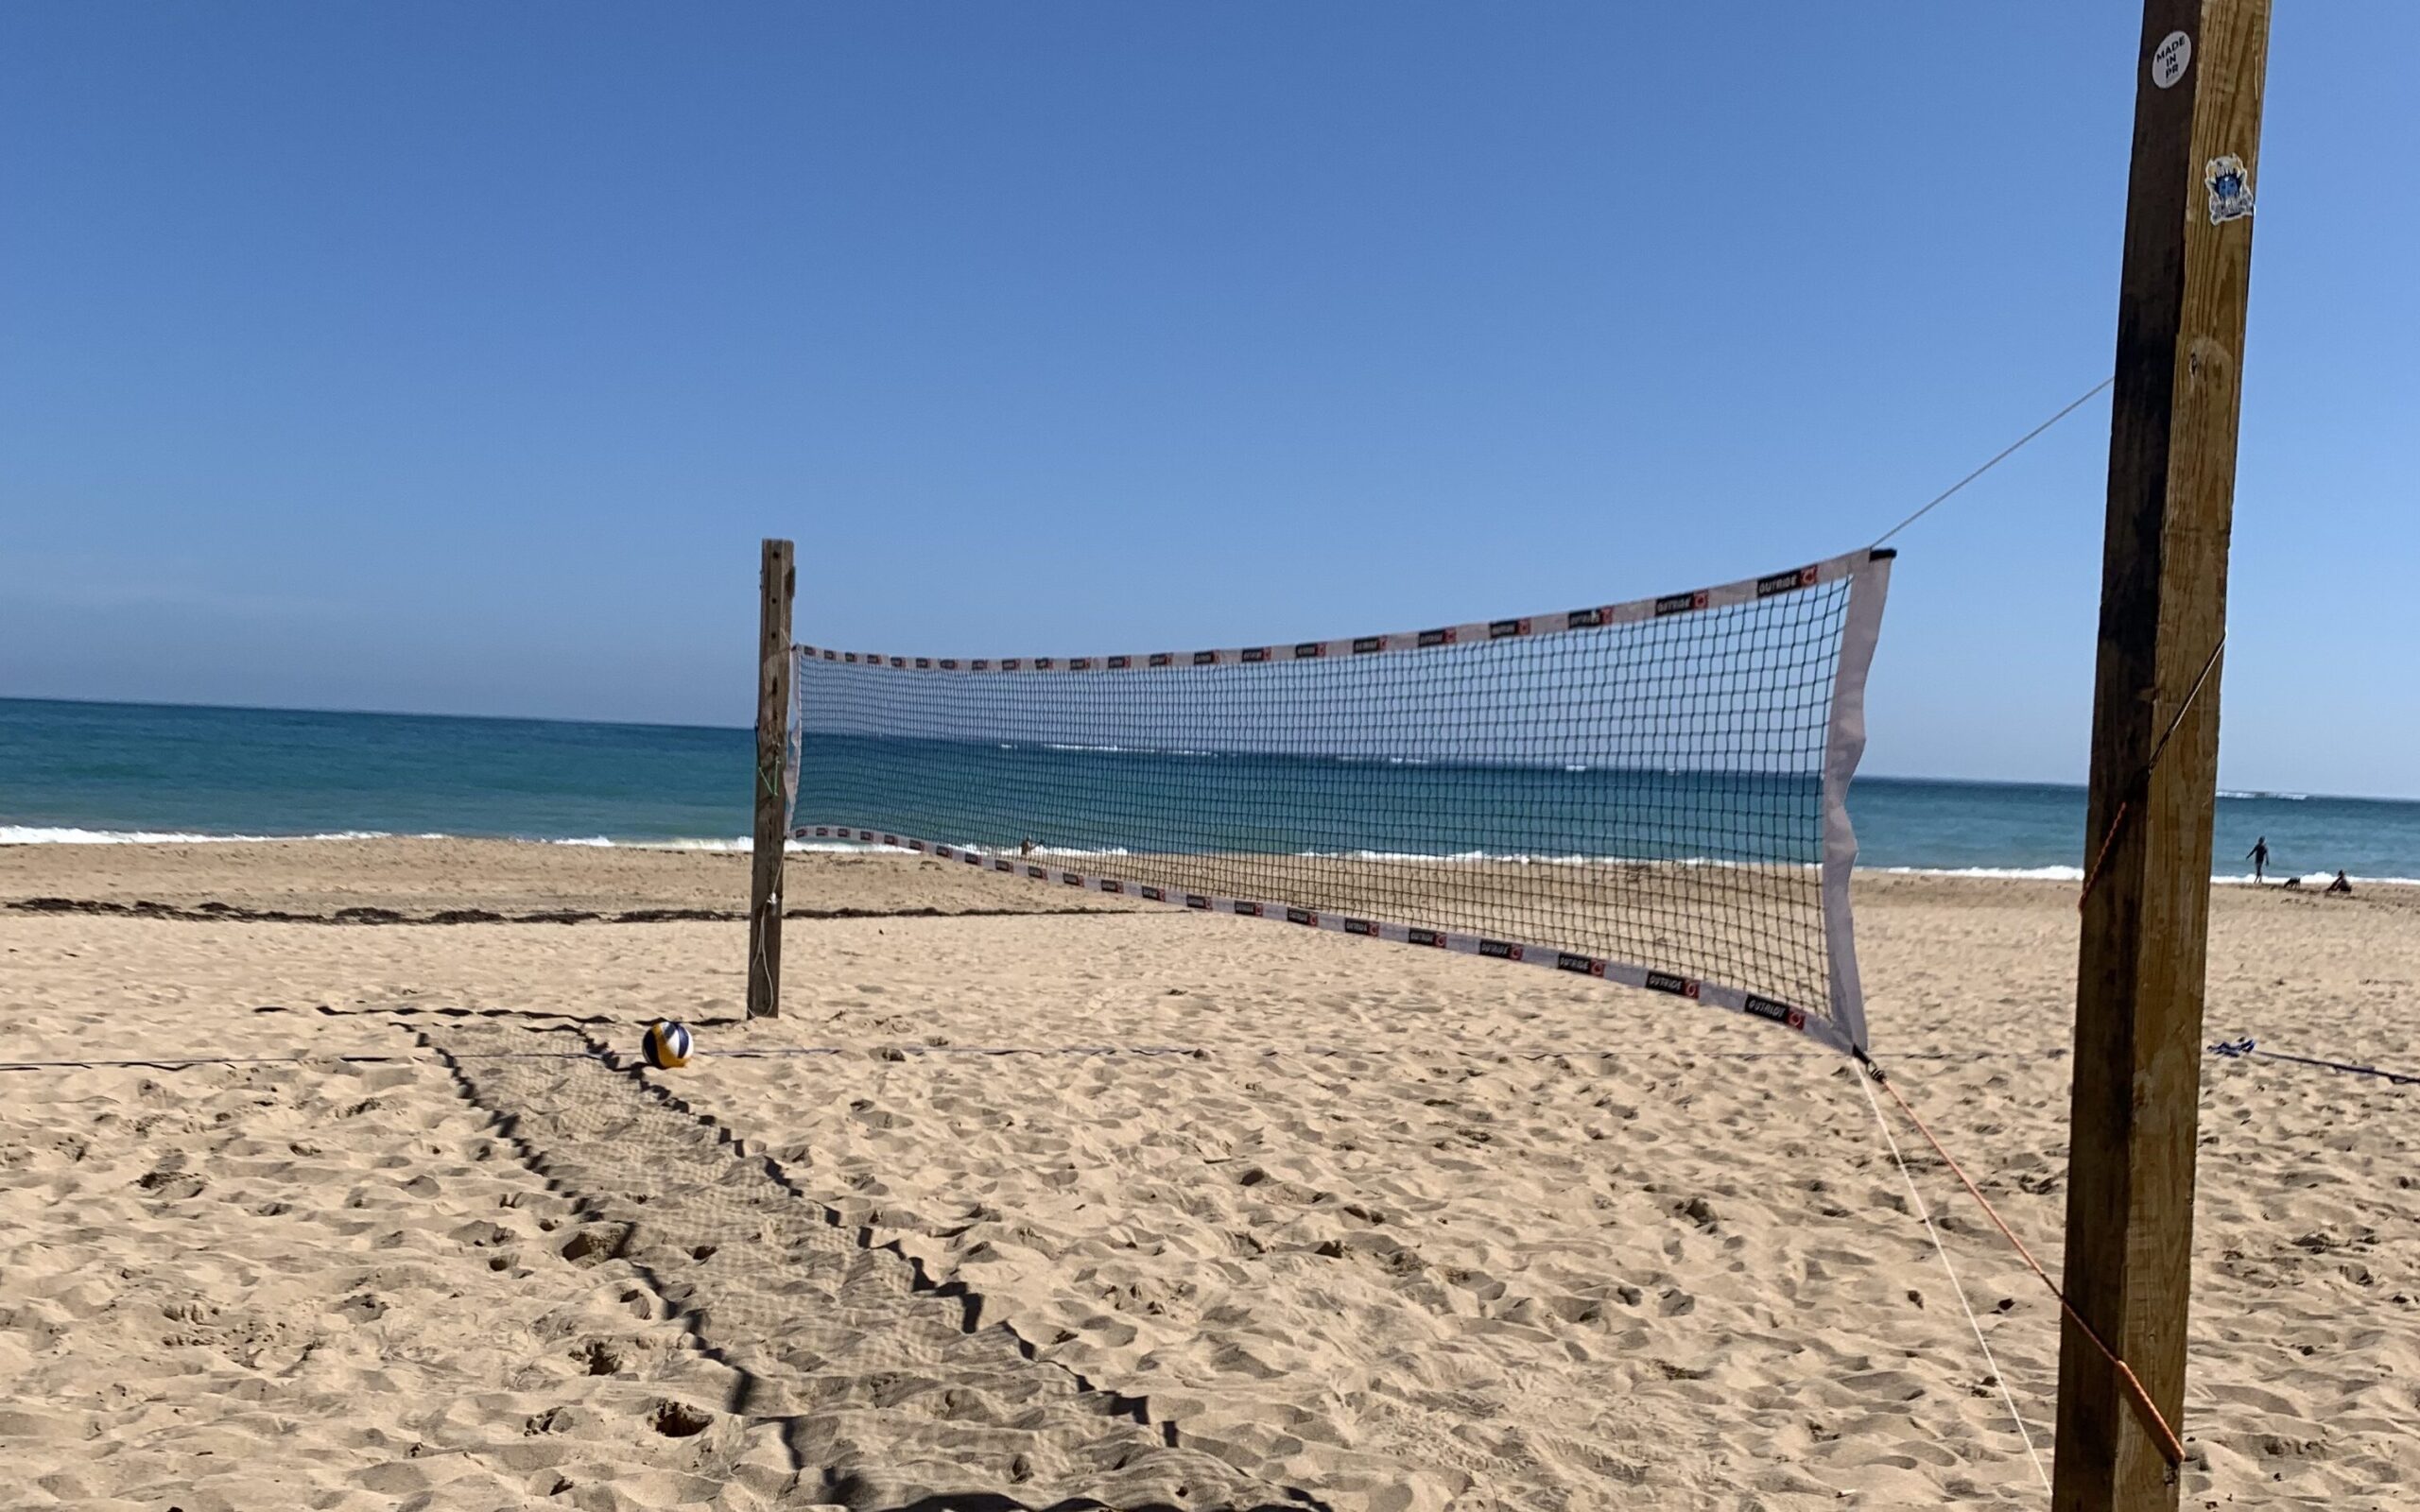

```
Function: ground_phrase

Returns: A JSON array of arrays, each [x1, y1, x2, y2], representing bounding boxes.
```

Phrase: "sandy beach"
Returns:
[[3, 841, 2414, 1510]]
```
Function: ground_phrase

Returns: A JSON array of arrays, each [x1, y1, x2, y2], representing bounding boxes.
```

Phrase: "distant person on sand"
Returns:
[[1020, 836, 1036, 857], [2248, 836, 2270, 884], [2326, 869, 2353, 896]]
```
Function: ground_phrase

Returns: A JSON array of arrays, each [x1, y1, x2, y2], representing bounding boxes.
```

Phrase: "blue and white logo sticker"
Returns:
[[2205, 155, 2254, 224]]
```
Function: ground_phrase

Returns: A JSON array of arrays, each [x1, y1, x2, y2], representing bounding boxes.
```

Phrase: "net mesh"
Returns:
[[787, 549, 1891, 1054]]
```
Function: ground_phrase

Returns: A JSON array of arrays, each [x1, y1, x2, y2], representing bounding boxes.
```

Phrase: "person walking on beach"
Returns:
[[2326, 869, 2353, 896], [2248, 835, 2270, 885]]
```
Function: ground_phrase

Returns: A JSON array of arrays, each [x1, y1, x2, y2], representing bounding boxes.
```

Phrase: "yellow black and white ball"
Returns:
[[642, 1020, 694, 1070]]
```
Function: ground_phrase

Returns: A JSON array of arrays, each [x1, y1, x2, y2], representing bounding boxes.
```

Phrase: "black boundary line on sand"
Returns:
[[5, 897, 1133, 926], [418, 1017, 1330, 1512], [295, 1005, 2066, 1066], [0, 1003, 2071, 1074]]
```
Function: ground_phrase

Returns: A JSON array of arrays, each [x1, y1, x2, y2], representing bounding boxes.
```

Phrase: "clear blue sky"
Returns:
[[3, 6, 2411, 798]]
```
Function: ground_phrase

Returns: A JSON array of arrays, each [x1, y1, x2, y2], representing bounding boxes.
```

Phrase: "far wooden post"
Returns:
[[748, 538, 796, 1020], [2058, 3, 2268, 1508]]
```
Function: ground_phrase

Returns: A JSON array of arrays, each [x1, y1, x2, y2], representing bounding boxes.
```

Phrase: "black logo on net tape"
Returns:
[[1644, 971, 1701, 999], [1342, 918, 1378, 936], [1286, 906, 1317, 926], [994, 859, 1013, 872], [1149, 653, 1174, 668], [1139, 885, 1167, 902], [1240, 647, 1270, 663], [962, 850, 981, 865], [1352, 635, 1387, 655], [1654, 591, 1710, 617], [1106, 655, 1131, 670], [1488, 618, 1530, 640], [1192, 650, 1219, 667], [1063, 872, 1086, 887], [1098, 878, 1122, 894], [1416, 627, 1456, 648], [1478, 938, 1522, 961], [1184, 893, 1212, 910], [1742, 994, 1806, 1030], [1233, 900, 1263, 917], [1756, 565, 1821, 597], [1293, 642, 1324, 660], [1027, 865, 1048, 880], [1407, 928, 1446, 948], [1556, 952, 1605, 977]]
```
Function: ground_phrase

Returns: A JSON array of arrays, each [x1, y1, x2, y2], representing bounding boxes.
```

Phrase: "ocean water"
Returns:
[[4, 697, 2417, 883], [0, 697, 746, 848]]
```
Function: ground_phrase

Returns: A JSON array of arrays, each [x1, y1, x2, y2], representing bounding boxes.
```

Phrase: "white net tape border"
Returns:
[[786, 826, 1861, 1056], [799, 548, 1884, 674]]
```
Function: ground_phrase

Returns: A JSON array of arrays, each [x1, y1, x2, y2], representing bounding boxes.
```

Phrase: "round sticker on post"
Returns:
[[2152, 30, 2192, 89]]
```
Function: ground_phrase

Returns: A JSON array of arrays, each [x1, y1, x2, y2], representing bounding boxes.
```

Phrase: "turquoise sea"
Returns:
[[5, 697, 2417, 884]]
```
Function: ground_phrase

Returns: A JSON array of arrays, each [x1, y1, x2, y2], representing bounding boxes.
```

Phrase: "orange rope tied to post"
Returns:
[[1861, 1059, 2188, 1469], [2051, 633, 2229, 1456], [2076, 633, 2225, 914], [2077, 799, 2133, 911]]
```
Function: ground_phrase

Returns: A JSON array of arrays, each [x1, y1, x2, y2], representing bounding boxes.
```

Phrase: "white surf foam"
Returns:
[[1876, 864, 2087, 882], [0, 826, 397, 846], [2214, 870, 2420, 887], [9, 828, 2410, 886]]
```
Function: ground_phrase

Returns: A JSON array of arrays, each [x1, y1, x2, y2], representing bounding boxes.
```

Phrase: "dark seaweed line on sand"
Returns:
[[3, 897, 1132, 926]]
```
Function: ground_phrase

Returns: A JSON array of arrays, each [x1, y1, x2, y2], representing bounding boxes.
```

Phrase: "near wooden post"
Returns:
[[2058, 3, 2268, 1508], [748, 538, 796, 1020]]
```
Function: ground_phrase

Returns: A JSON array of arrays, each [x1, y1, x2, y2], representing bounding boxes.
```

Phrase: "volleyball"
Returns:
[[642, 1020, 694, 1070]]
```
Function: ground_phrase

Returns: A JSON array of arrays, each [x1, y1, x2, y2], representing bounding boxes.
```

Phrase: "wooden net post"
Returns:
[[2057, 4, 2269, 1506], [748, 538, 796, 1020]]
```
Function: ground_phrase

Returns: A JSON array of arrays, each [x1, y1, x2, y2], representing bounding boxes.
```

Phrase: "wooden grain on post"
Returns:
[[747, 539, 796, 1020], [2057, 3, 2269, 1508]]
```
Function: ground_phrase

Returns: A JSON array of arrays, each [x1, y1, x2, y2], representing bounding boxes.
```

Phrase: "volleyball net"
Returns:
[[785, 547, 1893, 1056]]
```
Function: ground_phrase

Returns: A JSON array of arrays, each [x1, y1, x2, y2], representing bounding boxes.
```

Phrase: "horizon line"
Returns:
[[3, 693, 2411, 806]]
